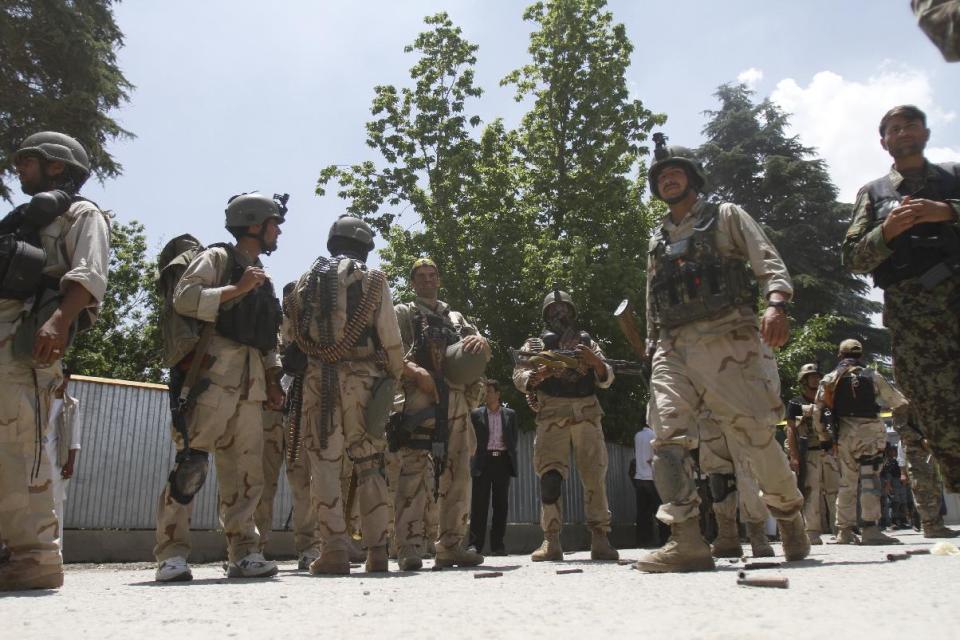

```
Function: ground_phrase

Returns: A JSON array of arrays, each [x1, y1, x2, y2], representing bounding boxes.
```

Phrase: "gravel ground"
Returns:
[[2, 529, 958, 640]]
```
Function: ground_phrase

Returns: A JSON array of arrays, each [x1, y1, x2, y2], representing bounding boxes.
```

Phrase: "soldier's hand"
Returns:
[[882, 197, 923, 243], [760, 306, 789, 348], [904, 198, 957, 225], [414, 367, 439, 403], [461, 334, 488, 355], [265, 382, 285, 411], [237, 266, 267, 293], [33, 309, 71, 365], [789, 456, 800, 474], [61, 461, 74, 480], [527, 364, 552, 389]]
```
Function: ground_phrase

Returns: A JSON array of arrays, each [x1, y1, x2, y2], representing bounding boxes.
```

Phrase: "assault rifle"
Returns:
[[509, 348, 649, 377], [613, 298, 653, 391]]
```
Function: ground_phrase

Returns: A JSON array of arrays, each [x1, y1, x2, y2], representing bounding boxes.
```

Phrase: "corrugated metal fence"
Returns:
[[64, 377, 638, 530]]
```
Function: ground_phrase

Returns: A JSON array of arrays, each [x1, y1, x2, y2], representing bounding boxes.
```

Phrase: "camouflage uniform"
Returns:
[[786, 396, 840, 537], [895, 418, 955, 534], [286, 258, 404, 566], [913, 0, 960, 61], [512, 333, 616, 557], [0, 198, 109, 586], [154, 246, 279, 565], [645, 200, 803, 527], [254, 409, 318, 557], [843, 162, 960, 493], [815, 364, 908, 532], [393, 298, 485, 562]]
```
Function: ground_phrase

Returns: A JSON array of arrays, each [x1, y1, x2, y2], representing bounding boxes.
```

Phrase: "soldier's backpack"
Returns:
[[156, 234, 233, 367]]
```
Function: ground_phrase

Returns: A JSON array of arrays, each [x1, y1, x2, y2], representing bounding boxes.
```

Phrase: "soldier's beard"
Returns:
[[663, 186, 694, 205]]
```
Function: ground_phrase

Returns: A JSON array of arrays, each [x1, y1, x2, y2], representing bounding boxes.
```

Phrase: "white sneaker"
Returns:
[[155, 556, 192, 582], [227, 552, 278, 578], [297, 552, 319, 571]]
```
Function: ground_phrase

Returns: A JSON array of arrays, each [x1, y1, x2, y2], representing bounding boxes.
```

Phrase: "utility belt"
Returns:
[[488, 450, 507, 457], [832, 410, 879, 419]]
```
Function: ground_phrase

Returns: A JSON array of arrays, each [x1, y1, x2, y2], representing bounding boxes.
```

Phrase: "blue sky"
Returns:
[[33, 0, 960, 289]]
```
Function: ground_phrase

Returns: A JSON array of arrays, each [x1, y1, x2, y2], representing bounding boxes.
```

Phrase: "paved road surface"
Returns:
[[2, 529, 958, 639]]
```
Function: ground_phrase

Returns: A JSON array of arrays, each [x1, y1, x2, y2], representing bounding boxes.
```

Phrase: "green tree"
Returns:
[[698, 84, 884, 353], [67, 219, 164, 382], [0, 0, 133, 201], [500, 0, 664, 442]]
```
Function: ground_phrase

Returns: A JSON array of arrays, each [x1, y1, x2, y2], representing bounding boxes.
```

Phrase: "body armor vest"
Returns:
[[867, 162, 960, 289], [216, 250, 282, 353], [0, 191, 87, 300], [412, 307, 460, 374], [649, 203, 757, 329], [831, 365, 880, 419], [536, 329, 597, 398]]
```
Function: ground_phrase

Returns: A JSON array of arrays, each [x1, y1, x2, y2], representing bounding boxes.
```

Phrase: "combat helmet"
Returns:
[[224, 192, 285, 229], [838, 339, 863, 356], [541, 288, 577, 321], [797, 363, 820, 384], [14, 131, 91, 186], [647, 132, 708, 199], [327, 215, 375, 253]]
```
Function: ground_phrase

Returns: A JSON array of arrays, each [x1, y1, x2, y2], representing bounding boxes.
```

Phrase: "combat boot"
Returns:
[[746, 522, 775, 558], [711, 513, 742, 558], [835, 527, 859, 544], [807, 532, 824, 545], [633, 519, 715, 573], [423, 539, 437, 559], [531, 533, 563, 562], [297, 551, 319, 571], [434, 545, 484, 568], [923, 521, 960, 538], [859, 524, 901, 545], [397, 546, 423, 571], [0, 559, 64, 591], [365, 545, 388, 572], [590, 529, 619, 561], [310, 548, 350, 575], [347, 537, 366, 563], [777, 513, 810, 561]]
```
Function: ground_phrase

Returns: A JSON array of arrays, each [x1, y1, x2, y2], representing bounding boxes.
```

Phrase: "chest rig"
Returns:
[[648, 203, 756, 329], [215, 248, 282, 354], [412, 307, 460, 375], [866, 163, 960, 290]]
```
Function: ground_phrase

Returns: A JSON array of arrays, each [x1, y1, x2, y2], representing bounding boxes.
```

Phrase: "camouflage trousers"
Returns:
[[0, 362, 62, 569], [650, 326, 803, 525], [302, 367, 389, 553], [708, 447, 770, 525], [896, 422, 946, 527], [154, 386, 265, 563], [534, 408, 612, 535], [801, 448, 839, 535], [835, 417, 886, 529], [255, 409, 318, 556], [393, 386, 475, 555], [885, 279, 960, 493]]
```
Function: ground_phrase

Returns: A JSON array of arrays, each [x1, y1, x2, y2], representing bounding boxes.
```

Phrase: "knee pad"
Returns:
[[168, 449, 209, 505], [708, 473, 737, 503], [652, 445, 696, 504], [540, 470, 563, 505], [352, 452, 385, 484]]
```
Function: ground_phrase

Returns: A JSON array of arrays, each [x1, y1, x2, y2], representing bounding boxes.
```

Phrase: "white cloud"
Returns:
[[770, 63, 960, 202], [737, 67, 764, 90]]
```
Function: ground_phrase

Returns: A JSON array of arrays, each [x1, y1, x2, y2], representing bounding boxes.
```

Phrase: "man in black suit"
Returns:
[[469, 380, 518, 555]]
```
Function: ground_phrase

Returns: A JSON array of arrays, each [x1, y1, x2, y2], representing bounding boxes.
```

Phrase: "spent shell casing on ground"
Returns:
[[736, 572, 789, 588], [556, 568, 583, 575], [474, 571, 503, 579]]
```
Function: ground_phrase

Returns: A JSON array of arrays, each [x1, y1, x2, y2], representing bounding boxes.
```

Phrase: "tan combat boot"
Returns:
[[632, 519, 715, 573], [0, 559, 64, 591], [746, 522, 775, 558], [777, 513, 811, 561], [365, 545, 388, 572], [923, 521, 960, 538], [309, 548, 350, 575], [711, 513, 743, 558], [531, 532, 563, 562], [435, 545, 484, 568], [859, 524, 901, 546], [807, 532, 824, 545], [590, 529, 619, 561], [835, 528, 859, 544], [397, 546, 423, 571]]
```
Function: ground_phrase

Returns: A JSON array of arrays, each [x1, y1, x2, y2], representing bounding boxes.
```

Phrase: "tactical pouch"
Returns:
[[12, 288, 77, 364], [364, 376, 396, 440], [0, 234, 47, 299], [281, 343, 308, 375]]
